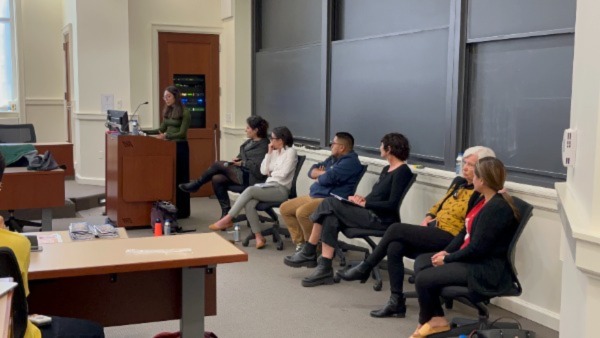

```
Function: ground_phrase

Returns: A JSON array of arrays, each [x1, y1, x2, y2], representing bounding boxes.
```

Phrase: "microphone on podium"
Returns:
[[223, 161, 235, 167], [131, 101, 149, 120]]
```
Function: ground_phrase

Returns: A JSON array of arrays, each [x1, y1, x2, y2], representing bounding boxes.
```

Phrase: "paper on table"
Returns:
[[37, 234, 63, 244]]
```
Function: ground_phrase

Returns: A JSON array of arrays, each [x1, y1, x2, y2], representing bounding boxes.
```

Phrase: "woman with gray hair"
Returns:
[[336, 146, 495, 318]]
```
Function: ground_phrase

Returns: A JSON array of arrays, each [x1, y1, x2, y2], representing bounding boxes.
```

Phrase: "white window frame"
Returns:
[[0, 0, 17, 113]]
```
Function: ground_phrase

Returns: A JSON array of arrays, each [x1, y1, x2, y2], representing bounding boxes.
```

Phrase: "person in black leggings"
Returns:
[[337, 146, 496, 318], [408, 157, 519, 338], [178, 116, 269, 217]]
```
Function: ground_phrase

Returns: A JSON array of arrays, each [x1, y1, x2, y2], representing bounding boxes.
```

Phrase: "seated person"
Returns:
[[409, 157, 520, 338], [0, 153, 105, 338], [145, 85, 191, 141], [179, 116, 270, 217], [337, 146, 495, 318], [207, 127, 298, 249], [280, 132, 363, 252], [284, 133, 414, 287]]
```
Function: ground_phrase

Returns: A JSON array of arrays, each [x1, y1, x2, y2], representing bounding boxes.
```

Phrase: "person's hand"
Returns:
[[348, 195, 366, 207], [233, 159, 242, 167], [155, 132, 166, 140], [312, 166, 326, 178], [0, 215, 5, 230], [431, 251, 449, 267], [268, 142, 274, 154], [233, 157, 241, 162], [421, 216, 434, 226]]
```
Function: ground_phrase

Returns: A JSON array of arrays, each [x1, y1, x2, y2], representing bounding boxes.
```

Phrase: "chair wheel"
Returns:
[[285, 234, 290, 238], [242, 239, 249, 247], [276, 242, 284, 250], [408, 276, 415, 284], [373, 282, 383, 291], [333, 275, 341, 283]]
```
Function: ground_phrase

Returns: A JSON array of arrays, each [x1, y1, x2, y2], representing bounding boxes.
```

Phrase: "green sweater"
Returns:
[[146, 107, 191, 140]]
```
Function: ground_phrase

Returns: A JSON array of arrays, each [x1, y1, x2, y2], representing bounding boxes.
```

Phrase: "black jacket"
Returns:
[[237, 138, 269, 185], [443, 193, 519, 297]]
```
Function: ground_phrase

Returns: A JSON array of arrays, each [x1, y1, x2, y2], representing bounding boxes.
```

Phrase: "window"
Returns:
[[0, 0, 14, 111]]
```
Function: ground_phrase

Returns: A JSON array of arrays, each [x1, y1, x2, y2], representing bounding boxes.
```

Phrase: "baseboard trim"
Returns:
[[75, 174, 106, 186], [491, 297, 559, 331]]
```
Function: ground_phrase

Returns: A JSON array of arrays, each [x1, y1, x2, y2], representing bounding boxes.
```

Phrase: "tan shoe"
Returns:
[[256, 238, 267, 249], [208, 220, 233, 231]]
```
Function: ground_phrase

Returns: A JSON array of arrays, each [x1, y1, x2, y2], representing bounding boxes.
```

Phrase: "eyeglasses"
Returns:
[[269, 136, 280, 141], [329, 142, 340, 147]]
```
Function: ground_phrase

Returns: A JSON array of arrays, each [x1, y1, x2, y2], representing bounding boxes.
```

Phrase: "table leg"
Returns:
[[181, 266, 205, 337], [41, 208, 53, 231]]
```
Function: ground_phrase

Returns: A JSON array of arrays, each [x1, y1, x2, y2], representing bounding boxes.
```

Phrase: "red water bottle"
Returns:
[[154, 218, 163, 236]]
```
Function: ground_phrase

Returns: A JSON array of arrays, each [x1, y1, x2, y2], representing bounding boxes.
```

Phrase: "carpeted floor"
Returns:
[[44, 188, 558, 338]]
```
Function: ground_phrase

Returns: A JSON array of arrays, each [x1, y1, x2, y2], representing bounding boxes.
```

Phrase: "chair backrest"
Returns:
[[505, 196, 534, 296], [0, 247, 28, 338], [350, 164, 369, 195], [396, 172, 417, 220], [288, 155, 306, 199], [0, 124, 37, 143]]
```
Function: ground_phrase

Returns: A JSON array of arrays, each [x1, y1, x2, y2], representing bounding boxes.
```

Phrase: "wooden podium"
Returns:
[[105, 134, 176, 227]]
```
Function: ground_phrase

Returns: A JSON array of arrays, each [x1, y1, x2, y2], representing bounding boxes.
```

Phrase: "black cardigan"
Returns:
[[443, 194, 519, 297]]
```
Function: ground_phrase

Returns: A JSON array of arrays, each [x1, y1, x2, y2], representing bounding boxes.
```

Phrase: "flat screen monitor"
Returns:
[[106, 110, 129, 133]]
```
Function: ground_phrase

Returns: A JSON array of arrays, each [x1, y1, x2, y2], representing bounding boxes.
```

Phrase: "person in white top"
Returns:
[[209, 126, 298, 249]]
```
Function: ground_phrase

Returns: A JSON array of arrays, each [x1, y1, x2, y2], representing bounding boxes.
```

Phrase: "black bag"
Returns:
[[27, 151, 59, 171], [471, 317, 536, 338], [150, 201, 180, 232], [473, 329, 535, 338]]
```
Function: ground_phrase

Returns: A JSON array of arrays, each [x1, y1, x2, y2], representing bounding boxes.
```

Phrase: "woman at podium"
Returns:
[[145, 85, 191, 140], [178, 116, 270, 218], [207, 126, 297, 249]]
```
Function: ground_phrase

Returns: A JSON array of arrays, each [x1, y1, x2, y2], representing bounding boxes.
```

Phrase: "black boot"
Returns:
[[370, 293, 406, 318], [284, 242, 317, 268], [336, 261, 372, 283], [178, 180, 202, 193], [301, 256, 334, 287]]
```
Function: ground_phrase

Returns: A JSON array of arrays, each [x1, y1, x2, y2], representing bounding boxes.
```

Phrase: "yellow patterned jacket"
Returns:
[[426, 177, 479, 236]]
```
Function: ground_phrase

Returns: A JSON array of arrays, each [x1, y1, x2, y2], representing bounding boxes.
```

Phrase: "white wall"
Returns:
[[18, 0, 66, 142]]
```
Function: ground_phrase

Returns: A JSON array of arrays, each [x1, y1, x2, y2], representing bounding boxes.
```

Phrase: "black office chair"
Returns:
[[0, 124, 44, 232], [333, 164, 369, 265], [0, 124, 37, 143], [0, 247, 29, 338], [428, 197, 534, 338], [333, 173, 418, 291], [241, 155, 306, 250]]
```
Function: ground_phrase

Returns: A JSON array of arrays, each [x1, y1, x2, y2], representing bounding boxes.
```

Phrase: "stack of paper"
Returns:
[[92, 224, 119, 238], [68, 222, 94, 241]]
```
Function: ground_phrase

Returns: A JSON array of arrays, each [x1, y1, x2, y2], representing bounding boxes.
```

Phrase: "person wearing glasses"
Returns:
[[280, 132, 364, 252], [409, 157, 519, 338], [145, 85, 190, 141], [208, 127, 297, 249], [336, 146, 495, 318], [0, 153, 105, 337], [179, 116, 270, 218], [285, 133, 414, 287]]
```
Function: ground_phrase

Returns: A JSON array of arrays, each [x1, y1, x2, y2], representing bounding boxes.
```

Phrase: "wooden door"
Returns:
[[159, 32, 220, 197]]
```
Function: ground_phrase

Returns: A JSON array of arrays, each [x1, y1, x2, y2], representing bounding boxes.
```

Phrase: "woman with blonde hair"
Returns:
[[409, 157, 520, 337]]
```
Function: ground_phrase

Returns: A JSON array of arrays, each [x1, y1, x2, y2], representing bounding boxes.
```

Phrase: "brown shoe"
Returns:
[[208, 220, 233, 231]]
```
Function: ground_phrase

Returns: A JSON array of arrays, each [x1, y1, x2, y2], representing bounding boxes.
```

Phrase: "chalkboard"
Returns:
[[467, 34, 573, 178]]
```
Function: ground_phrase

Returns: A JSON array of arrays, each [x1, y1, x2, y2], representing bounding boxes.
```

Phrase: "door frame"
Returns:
[[151, 24, 222, 130], [62, 23, 74, 143]]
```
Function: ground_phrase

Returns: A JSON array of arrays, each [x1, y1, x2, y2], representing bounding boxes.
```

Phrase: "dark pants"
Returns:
[[40, 316, 105, 337], [311, 197, 388, 248], [414, 253, 469, 324], [365, 223, 454, 295], [175, 141, 190, 219], [196, 161, 245, 213]]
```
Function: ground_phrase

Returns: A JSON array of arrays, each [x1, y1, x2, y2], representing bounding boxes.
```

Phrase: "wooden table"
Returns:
[[34, 142, 74, 177], [27, 232, 247, 337], [0, 168, 65, 231]]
